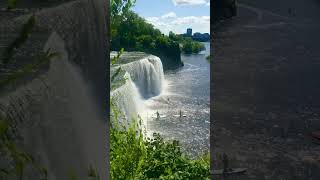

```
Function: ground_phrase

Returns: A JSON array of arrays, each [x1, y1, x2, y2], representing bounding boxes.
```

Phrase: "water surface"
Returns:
[[142, 42, 210, 157]]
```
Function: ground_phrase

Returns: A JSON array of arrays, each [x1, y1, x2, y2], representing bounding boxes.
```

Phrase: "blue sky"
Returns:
[[132, 0, 210, 35]]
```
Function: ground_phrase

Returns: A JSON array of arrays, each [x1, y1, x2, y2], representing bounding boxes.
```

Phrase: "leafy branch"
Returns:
[[1, 15, 36, 64], [0, 49, 59, 88]]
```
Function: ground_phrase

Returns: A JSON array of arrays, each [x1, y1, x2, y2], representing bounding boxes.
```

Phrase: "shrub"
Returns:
[[110, 99, 210, 179], [110, 115, 210, 179]]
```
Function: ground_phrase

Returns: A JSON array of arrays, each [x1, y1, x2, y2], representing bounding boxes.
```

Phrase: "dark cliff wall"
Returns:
[[0, 0, 108, 179]]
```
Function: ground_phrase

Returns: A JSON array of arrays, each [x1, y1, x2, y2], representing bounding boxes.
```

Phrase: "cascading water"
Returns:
[[111, 72, 143, 121], [121, 55, 165, 99], [110, 52, 165, 121]]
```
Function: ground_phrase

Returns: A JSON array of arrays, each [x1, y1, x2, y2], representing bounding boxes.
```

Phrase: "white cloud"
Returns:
[[145, 17, 171, 32], [206, 1, 210, 6], [146, 17, 159, 22], [161, 12, 177, 19], [172, 16, 210, 25], [145, 15, 210, 35], [172, 0, 207, 6], [172, 16, 197, 25]]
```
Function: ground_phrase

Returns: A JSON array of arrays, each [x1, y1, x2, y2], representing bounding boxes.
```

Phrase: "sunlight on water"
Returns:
[[111, 42, 210, 157]]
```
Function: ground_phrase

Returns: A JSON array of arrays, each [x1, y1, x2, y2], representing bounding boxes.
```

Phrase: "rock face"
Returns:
[[0, 0, 108, 179]]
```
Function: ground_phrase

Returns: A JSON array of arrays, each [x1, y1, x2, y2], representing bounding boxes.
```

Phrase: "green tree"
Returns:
[[110, 0, 136, 40], [182, 38, 193, 54]]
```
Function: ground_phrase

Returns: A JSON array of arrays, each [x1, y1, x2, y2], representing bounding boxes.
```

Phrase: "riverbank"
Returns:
[[212, 0, 320, 179]]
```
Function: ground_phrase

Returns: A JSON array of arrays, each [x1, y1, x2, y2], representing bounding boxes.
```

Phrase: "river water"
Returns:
[[142, 42, 210, 157]]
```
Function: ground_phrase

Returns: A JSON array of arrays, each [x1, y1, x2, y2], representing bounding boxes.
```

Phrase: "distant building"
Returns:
[[192, 32, 210, 42], [180, 28, 210, 42], [186, 28, 192, 36]]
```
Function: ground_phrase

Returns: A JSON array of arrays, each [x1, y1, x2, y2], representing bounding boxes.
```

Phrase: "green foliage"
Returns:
[[0, 118, 48, 180], [67, 169, 78, 180], [111, 10, 181, 66], [2, 15, 36, 64], [111, 48, 124, 65], [0, 116, 101, 179], [0, 49, 59, 88], [111, 10, 161, 50], [168, 31, 183, 42], [182, 39, 193, 54], [206, 55, 211, 63], [111, 0, 136, 18], [168, 32, 206, 54], [110, 109, 210, 179], [111, 49, 130, 91], [7, 0, 17, 10], [111, 0, 136, 39], [181, 38, 205, 54]]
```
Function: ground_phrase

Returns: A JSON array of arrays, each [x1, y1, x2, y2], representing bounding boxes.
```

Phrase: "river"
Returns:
[[142, 42, 210, 157]]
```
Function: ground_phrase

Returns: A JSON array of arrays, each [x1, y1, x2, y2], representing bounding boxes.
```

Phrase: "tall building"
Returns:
[[186, 28, 192, 36]]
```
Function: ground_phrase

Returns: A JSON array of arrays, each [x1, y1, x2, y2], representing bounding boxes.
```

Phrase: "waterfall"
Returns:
[[121, 55, 165, 99], [111, 53, 165, 121], [111, 72, 143, 121]]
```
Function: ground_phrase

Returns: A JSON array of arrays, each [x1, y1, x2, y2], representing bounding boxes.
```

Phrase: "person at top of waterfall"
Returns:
[[156, 111, 160, 120], [179, 110, 182, 118]]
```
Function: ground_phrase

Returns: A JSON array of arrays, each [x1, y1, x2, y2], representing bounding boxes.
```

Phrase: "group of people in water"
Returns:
[[153, 97, 185, 120]]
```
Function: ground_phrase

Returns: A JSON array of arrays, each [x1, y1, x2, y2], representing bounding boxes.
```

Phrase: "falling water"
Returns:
[[110, 53, 165, 121], [120, 55, 165, 99], [111, 43, 210, 157]]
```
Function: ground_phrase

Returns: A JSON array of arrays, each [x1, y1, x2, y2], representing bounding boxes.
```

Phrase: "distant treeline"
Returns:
[[111, 9, 205, 69], [168, 32, 205, 54]]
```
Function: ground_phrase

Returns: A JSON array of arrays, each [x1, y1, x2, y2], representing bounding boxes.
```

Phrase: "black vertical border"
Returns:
[[106, 0, 111, 179], [210, 1, 214, 179]]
